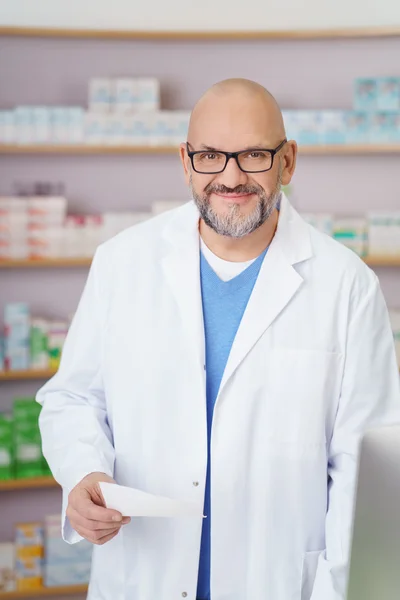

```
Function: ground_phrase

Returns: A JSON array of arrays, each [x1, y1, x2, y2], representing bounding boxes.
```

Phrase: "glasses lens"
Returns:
[[238, 150, 273, 172], [193, 151, 226, 173]]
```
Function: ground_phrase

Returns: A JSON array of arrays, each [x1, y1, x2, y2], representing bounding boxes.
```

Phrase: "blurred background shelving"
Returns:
[[1, 7, 400, 596]]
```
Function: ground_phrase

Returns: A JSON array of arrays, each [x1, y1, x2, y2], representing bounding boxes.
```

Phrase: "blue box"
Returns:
[[354, 78, 378, 111], [377, 77, 400, 111], [370, 111, 397, 144], [345, 111, 370, 144], [320, 110, 346, 145], [295, 111, 322, 146]]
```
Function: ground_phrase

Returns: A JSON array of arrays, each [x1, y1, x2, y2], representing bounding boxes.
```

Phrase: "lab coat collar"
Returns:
[[161, 193, 313, 394]]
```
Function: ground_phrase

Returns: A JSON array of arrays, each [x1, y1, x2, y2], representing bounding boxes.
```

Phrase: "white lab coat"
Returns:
[[37, 195, 400, 600]]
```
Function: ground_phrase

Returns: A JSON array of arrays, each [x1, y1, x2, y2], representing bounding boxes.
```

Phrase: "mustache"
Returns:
[[203, 183, 264, 196]]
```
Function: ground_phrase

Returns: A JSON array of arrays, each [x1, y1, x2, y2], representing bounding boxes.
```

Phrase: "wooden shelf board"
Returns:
[[0, 144, 179, 155], [0, 477, 58, 492], [2, 144, 400, 156], [0, 584, 87, 598], [364, 256, 400, 267], [0, 369, 57, 381], [0, 258, 92, 269], [1, 25, 400, 40]]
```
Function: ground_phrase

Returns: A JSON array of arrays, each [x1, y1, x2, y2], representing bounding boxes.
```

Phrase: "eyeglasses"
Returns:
[[186, 139, 287, 174]]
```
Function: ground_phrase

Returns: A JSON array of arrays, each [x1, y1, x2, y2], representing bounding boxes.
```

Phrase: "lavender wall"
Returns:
[[0, 33, 399, 598]]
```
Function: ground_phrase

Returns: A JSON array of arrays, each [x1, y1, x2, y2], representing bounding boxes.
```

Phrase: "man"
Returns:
[[37, 79, 400, 600]]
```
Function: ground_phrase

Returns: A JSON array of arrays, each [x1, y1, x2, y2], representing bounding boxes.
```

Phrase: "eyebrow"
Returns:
[[198, 144, 271, 152]]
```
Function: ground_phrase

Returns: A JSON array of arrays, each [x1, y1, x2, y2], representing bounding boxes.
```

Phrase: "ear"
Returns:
[[280, 140, 297, 186], [179, 143, 191, 185]]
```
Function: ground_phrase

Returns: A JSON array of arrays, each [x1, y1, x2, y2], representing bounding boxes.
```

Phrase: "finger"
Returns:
[[72, 496, 123, 523], [68, 506, 123, 532], [76, 525, 121, 545]]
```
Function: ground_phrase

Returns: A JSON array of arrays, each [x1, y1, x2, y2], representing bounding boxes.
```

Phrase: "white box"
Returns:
[[150, 111, 175, 146], [51, 108, 70, 144], [170, 111, 190, 145], [89, 79, 113, 113], [15, 107, 34, 145], [0, 543, 16, 592], [104, 114, 126, 145], [32, 107, 51, 144], [84, 112, 107, 145], [0, 111, 16, 144], [137, 78, 160, 112], [67, 108, 85, 144], [124, 113, 152, 146], [113, 78, 138, 113]]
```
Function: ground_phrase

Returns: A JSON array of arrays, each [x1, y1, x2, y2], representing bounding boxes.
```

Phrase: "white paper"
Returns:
[[99, 482, 203, 518]]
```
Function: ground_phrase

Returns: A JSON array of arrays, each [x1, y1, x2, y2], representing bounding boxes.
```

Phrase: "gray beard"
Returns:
[[190, 173, 282, 239]]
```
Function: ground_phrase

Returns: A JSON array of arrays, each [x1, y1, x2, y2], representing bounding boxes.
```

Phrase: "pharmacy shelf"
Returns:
[[0, 258, 92, 269], [0, 369, 57, 381], [2, 144, 400, 155], [364, 256, 400, 267], [0, 144, 179, 155], [0, 477, 57, 492], [0, 584, 87, 598], [1, 25, 400, 40], [0, 256, 399, 270]]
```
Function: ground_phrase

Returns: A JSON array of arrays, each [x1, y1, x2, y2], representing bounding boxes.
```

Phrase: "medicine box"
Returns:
[[354, 78, 378, 111], [0, 415, 13, 480], [376, 77, 400, 111], [0, 543, 16, 592]]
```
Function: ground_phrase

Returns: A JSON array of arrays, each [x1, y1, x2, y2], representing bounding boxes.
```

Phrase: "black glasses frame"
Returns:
[[186, 139, 287, 174]]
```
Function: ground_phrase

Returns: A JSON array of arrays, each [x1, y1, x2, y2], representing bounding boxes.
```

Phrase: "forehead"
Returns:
[[189, 94, 278, 151]]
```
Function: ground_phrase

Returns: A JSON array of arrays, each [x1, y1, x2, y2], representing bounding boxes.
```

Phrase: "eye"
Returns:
[[200, 152, 218, 160], [248, 151, 266, 159]]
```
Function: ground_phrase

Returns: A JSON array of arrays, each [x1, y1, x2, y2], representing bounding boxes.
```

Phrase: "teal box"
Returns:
[[377, 77, 400, 111], [321, 110, 346, 145], [354, 78, 378, 111], [370, 112, 397, 143], [345, 111, 370, 144]]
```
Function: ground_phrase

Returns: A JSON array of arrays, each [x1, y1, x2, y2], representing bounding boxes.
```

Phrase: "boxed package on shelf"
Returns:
[[44, 515, 92, 587], [0, 197, 29, 259], [64, 215, 103, 258], [369, 111, 399, 144], [368, 211, 400, 256], [101, 211, 152, 242], [333, 218, 367, 257], [320, 111, 346, 145], [89, 79, 114, 113], [48, 321, 68, 370], [15, 523, 44, 591], [4, 303, 30, 371], [0, 543, 15, 592], [376, 77, 400, 111], [0, 415, 13, 481], [13, 398, 43, 479], [30, 319, 49, 370], [0, 111, 16, 144], [345, 111, 370, 144], [354, 78, 378, 111], [300, 213, 334, 237]]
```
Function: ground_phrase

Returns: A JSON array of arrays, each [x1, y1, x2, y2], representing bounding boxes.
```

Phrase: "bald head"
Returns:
[[188, 78, 286, 145]]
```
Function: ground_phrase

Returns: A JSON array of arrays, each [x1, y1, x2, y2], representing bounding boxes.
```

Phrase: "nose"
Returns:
[[216, 155, 248, 189]]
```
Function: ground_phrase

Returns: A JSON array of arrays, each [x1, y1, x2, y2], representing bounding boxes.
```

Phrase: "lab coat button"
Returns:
[[182, 593, 188, 598], [193, 481, 199, 487]]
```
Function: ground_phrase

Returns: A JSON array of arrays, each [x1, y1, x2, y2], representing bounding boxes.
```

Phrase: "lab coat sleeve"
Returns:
[[310, 275, 400, 600], [37, 246, 115, 543]]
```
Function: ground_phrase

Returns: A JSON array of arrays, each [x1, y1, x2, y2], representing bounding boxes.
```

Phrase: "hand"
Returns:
[[66, 472, 131, 545]]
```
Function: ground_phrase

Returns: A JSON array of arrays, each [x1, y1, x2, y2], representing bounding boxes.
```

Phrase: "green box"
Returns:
[[13, 397, 41, 423], [0, 414, 14, 480], [12, 400, 43, 479]]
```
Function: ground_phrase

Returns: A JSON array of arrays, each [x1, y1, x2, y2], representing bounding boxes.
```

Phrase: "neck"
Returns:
[[199, 208, 279, 262]]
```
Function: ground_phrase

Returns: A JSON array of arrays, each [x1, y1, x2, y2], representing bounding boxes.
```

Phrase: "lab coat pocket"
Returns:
[[301, 549, 324, 600]]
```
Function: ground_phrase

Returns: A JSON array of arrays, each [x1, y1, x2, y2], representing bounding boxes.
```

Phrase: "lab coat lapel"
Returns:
[[218, 196, 313, 394], [161, 202, 205, 375]]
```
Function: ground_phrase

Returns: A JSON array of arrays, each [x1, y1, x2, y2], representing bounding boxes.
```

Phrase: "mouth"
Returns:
[[212, 191, 256, 203]]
